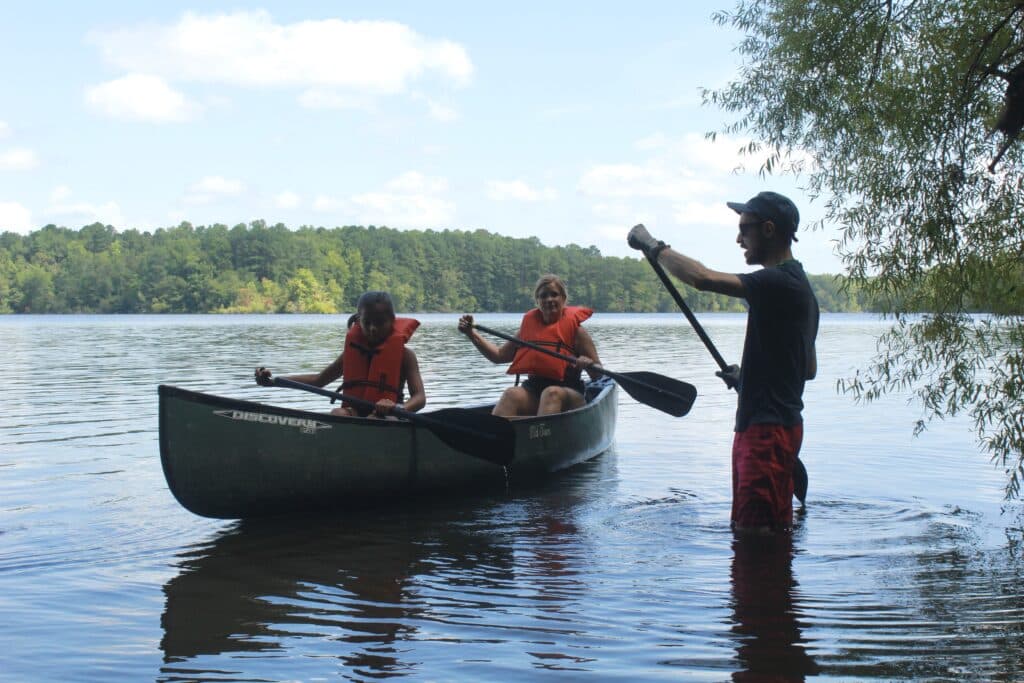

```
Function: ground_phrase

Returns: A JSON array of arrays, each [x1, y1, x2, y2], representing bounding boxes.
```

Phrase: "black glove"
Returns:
[[715, 364, 741, 390], [627, 224, 667, 258]]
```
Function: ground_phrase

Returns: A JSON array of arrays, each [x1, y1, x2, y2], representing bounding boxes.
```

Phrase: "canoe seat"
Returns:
[[584, 376, 613, 403]]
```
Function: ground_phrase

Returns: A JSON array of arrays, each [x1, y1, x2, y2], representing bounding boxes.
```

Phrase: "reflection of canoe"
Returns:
[[160, 513, 517, 667], [158, 377, 617, 519]]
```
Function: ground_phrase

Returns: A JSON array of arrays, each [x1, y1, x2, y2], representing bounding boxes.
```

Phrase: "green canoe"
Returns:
[[158, 377, 617, 519]]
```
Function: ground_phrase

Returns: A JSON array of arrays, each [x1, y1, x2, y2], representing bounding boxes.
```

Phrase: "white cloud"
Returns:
[[274, 191, 301, 209], [85, 74, 200, 122], [587, 202, 659, 242], [386, 171, 447, 194], [47, 200, 124, 227], [635, 131, 815, 175], [410, 92, 459, 122], [425, 99, 459, 122], [571, 130, 836, 268], [90, 11, 473, 94], [350, 190, 454, 228], [0, 121, 10, 138], [648, 93, 701, 111], [574, 132, 782, 257], [590, 221, 640, 243], [298, 89, 376, 111], [191, 175, 244, 195], [486, 180, 557, 202], [40, 186, 123, 228], [0, 201, 33, 233], [674, 133, 760, 174], [50, 185, 72, 203], [589, 201, 635, 220], [352, 171, 453, 226], [0, 147, 39, 170], [312, 194, 341, 212], [313, 171, 454, 228], [634, 132, 670, 151], [184, 175, 245, 204], [671, 200, 738, 227], [577, 132, 807, 223], [577, 161, 716, 200], [539, 103, 592, 119]]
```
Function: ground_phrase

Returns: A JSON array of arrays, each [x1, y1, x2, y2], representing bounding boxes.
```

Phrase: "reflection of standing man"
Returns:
[[628, 192, 819, 534], [730, 534, 819, 680]]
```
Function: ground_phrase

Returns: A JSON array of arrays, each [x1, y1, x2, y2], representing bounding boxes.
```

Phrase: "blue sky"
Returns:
[[0, 2, 844, 273]]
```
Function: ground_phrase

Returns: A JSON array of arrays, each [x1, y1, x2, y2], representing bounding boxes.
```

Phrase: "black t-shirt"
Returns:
[[734, 260, 819, 431]]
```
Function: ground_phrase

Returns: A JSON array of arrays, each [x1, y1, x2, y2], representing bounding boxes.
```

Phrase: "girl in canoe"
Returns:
[[458, 274, 602, 417], [255, 291, 426, 418]]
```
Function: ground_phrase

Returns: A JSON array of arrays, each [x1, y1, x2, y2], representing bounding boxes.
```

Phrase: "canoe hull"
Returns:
[[159, 378, 617, 519]]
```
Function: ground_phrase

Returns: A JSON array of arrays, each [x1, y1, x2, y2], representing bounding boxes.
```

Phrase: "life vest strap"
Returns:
[[349, 341, 381, 360]]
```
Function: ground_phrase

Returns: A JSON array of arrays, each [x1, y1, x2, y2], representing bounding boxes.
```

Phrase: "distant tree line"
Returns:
[[2, 220, 885, 314]]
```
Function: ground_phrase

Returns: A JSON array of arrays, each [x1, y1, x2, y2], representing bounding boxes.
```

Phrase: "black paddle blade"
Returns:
[[418, 408, 516, 466], [794, 457, 808, 505], [608, 370, 697, 417]]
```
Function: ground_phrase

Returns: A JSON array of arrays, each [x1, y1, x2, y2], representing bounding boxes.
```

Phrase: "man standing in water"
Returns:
[[627, 192, 819, 534]]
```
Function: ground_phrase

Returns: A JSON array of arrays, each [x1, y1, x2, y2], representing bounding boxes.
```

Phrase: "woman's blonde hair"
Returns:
[[533, 274, 567, 301]]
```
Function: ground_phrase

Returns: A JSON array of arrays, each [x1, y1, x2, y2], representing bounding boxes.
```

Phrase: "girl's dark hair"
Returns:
[[356, 291, 395, 317]]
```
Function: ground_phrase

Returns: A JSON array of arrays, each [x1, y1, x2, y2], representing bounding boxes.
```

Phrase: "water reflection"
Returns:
[[729, 532, 819, 681], [158, 508, 516, 680], [158, 454, 617, 680]]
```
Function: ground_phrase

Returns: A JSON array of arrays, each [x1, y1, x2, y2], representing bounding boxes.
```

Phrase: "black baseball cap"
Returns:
[[726, 191, 799, 241]]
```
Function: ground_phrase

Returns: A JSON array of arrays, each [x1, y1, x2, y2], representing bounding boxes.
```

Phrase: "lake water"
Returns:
[[1, 313, 1022, 682]]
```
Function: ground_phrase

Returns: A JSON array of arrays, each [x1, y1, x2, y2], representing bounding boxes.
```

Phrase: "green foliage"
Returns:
[[284, 268, 339, 314], [0, 220, 869, 316], [710, 0, 1024, 497]]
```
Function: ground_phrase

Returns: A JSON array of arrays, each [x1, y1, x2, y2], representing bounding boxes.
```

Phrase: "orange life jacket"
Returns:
[[341, 317, 420, 407], [507, 306, 593, 382]]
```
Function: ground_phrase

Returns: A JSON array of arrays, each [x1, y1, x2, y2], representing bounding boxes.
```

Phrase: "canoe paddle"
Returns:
[[269, 377, 515, 466], [471, 323, 697, 417], [641, 251, 809, 504]]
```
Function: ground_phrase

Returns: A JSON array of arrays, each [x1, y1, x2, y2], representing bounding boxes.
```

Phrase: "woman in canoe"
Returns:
[[255, 291, 426, 418], [458, 274, 602, 417]]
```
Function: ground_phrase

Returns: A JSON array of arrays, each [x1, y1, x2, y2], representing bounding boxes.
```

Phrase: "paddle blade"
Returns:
[[612, 370, 697, 417], [417, 408, 516, 466], [794, 457, 808, 505]]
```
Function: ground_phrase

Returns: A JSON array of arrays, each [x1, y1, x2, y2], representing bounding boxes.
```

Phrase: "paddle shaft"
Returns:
[[471, 322, 589, 364], [271, 377, 491, 439], [471, 322, 682, 401], [271, 376, 408, 413]]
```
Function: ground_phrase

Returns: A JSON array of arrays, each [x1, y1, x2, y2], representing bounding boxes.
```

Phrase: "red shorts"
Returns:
[[731, 423, 803, 531]]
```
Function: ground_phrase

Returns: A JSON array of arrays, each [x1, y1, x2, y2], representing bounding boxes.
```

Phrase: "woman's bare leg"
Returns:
[[492, 386, 539, 417], [537, 386, 585, 416]]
